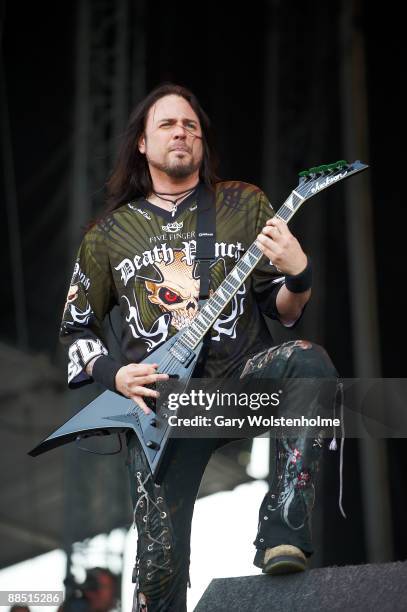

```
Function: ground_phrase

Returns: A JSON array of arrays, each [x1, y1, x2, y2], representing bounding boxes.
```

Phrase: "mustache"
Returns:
[[169, 134, 203, 151], [169, 145, 190, 152]]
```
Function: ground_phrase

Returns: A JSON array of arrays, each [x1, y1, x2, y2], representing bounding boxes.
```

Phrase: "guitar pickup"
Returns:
[[169, 341, 194, 365]]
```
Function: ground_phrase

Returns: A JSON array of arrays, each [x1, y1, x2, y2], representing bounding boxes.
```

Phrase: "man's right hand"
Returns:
[[115, 363, 169, 415]]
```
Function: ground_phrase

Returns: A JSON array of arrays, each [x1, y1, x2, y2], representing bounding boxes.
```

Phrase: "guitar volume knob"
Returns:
[[146, 440, 160, 450]]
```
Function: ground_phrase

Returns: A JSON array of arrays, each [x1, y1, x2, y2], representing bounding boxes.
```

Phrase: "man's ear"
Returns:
[[138, 134, 146, 154]]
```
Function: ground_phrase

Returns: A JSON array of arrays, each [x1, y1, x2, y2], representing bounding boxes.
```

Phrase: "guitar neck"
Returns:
[[175, 159, 368, 351], [180, 192, 305, 350]]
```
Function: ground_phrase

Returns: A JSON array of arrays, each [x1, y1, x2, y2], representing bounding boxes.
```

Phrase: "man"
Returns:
[[60, 84, 339, 611], [81, 568, 118, 612], [58, 567, 118, 612]]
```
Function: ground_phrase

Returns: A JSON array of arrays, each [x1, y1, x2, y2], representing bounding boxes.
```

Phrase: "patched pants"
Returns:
[[126, 340, 338, 611]]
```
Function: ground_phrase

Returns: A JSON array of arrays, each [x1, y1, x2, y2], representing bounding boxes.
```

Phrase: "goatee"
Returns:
[[148, 156, 201, 179]]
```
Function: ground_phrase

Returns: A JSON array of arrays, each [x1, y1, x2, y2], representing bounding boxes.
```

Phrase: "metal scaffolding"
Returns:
[[66, 0, 147, 588]]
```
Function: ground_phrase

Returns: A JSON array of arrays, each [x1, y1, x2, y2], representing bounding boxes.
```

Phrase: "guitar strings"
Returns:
[[136, 169, 348, 422], [152, 169, 341, 380]]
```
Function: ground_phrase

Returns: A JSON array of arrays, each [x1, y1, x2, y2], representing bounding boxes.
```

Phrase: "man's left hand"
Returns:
[[256, 217, 307, 275]]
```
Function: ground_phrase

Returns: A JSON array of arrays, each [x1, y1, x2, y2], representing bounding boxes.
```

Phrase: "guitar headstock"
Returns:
[[296, 159, 369, 200]]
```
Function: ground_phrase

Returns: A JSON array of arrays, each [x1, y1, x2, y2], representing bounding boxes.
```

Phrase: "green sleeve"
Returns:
[[250, 190, 286, 320], [59, 226, 117, 388]]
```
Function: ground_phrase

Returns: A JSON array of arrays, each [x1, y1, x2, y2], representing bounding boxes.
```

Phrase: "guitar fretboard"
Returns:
[[179, 191, 305, 350], [171, 160, 366, 352]]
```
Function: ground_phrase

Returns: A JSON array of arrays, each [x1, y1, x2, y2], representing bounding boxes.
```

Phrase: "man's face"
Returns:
[[138, 94, 203, 179], [85, 573, 116, 612]]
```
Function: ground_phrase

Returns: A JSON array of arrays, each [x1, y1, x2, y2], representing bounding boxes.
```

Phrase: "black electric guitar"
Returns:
[[29, 160, 368, 481]]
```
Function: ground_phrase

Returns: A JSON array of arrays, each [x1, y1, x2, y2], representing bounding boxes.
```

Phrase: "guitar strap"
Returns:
[[195, 183, 216, 299], [194, 183, 216, 373]]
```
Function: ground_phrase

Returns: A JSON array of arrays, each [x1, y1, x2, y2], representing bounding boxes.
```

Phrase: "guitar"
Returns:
[[29, 160, 368, 481]]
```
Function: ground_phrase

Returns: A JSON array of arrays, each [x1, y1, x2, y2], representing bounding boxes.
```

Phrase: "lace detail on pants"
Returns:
[[132, 471, 173, 583], [128, 446, 176, 611]]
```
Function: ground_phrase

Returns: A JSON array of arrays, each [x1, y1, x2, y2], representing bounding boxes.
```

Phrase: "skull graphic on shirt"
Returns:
[[145, 250, 200, 330]]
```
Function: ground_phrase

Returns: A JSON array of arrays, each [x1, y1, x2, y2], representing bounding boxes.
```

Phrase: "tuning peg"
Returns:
[[334, 159, 348, 169], [298, 159, 350, 178]]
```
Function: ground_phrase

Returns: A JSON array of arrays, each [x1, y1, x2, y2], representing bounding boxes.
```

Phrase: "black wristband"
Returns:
[[284, 256, 312, 293], [91, 355, 122, 392]]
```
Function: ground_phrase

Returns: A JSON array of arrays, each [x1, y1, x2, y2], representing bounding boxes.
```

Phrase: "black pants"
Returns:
[[126, 340, 338, 611]]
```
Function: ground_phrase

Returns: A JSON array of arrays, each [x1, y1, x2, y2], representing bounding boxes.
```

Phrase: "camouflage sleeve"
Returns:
[[59, 226, 117, 388], [250, 189, 286, 320]]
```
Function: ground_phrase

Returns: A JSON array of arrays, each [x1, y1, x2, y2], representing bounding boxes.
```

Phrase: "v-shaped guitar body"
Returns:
[[29, 328, 204, 482]]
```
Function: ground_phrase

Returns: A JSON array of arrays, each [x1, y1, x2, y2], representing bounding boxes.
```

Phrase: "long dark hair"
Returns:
[[105, 83, 220, 214]]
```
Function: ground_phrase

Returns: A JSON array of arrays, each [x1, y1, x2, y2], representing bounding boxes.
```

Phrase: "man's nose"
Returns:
[[172, 122, 188, 137]]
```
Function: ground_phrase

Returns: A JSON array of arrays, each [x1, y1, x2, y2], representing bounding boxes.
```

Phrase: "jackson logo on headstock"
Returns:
[[310, 172, 347, 194]]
